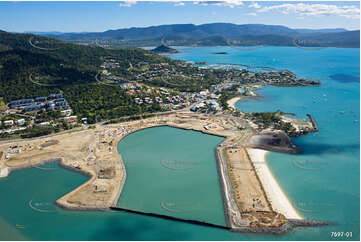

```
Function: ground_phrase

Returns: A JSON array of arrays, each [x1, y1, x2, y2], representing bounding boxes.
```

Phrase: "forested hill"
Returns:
[[42, 23, 360, 48], [0, 30, 170, 68], [0, 30, 172, 92], [0, 31, 174, 123]]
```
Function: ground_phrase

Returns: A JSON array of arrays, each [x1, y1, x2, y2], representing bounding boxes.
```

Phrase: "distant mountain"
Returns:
[[294, 28, 347, 34], [151, 45, 178, 54], [39, 23, 359, 48], [25, 31, 66, 36], [299, 30, 360, 48]]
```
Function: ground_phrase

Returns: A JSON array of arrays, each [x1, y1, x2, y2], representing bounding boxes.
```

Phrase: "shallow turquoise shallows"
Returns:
[[172, 46, 360, 240], [0, 46, 359, 240]]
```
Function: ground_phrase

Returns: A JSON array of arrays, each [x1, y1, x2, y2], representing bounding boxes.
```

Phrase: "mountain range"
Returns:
[[38, 23, 359, 48]]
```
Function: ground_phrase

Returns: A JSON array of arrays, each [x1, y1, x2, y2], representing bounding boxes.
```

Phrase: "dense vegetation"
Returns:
[[151, 45, 178, 53], [218, 91, 237, 110], [245, 112, 297, 136], [246, 112, 282, 128]]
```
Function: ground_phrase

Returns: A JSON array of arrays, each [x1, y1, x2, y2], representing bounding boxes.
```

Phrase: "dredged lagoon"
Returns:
[[115, 126, 226, 226], [0, 46, 359, 240]]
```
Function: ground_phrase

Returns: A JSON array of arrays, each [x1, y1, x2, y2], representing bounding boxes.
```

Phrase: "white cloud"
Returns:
[[248, 2, 260, 9], [247, 12, 257, 17], [194, 0, 243, 8], [258, 3, 360, 19], [174, 1, 185, 6], [119, 0, 137, 7]]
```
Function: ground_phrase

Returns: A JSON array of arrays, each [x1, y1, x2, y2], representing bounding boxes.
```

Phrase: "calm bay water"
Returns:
[[0, 46, 359, 240], [116, 126, 226, 226]]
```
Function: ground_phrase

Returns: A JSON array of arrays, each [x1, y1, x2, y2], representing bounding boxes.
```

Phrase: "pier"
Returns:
[[307, 114, 319, 131]]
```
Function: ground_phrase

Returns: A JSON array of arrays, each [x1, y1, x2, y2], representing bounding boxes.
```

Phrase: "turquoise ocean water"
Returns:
[[0, 46, 359, 240]]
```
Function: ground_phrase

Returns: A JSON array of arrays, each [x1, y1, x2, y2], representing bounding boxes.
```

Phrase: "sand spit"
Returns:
[[246, 148, 302, 219]]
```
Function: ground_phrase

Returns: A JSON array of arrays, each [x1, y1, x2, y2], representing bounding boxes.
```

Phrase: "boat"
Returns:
[[16, 224, 25, 229], [339, 111, 345, 114]]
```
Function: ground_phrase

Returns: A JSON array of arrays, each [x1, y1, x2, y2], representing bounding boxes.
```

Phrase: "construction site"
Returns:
[[0, 110, 328, 233]]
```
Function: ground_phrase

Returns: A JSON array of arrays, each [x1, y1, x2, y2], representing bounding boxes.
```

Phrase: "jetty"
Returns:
[[307, 114, 319, 131]]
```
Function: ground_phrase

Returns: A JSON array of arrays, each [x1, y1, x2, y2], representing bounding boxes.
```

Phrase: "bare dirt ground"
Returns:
[[224, 147, 288, 227], [226, 147, 271, 213]]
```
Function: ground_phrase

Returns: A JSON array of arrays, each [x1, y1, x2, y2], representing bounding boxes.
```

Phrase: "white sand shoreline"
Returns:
[[246, 148, 302, 219], [0, 167, 9, 178], [227, 97, 241, 109]]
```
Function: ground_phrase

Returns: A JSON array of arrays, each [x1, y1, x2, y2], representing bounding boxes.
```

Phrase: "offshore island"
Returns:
[[0, 31, 332, 234]]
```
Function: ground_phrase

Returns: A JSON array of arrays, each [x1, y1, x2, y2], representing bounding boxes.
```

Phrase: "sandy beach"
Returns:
[[0, 168, 9, 178], [246, 148, 302, 219], [227, 97, 241, 109]]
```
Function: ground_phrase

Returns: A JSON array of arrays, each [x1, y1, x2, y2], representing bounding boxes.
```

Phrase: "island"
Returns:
[[151, 44, 179, 54], [212, 52, 228, 55]]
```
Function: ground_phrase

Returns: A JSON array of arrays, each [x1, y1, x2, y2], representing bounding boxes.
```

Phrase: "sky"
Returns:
[[0, 1, 359, 33]]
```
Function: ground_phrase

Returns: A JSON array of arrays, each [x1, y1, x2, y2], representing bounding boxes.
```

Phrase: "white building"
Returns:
[[61, 109, 72, 117], [15, 119, 25, 126], [4, 120, 14, 126], [81, 118, 88, 124]]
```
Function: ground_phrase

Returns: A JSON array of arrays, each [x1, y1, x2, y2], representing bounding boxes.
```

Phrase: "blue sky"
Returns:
[[1, 1, 359, 32]]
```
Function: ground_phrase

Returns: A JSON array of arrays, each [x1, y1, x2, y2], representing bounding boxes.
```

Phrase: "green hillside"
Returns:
[[0, 31, 175, 123]]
